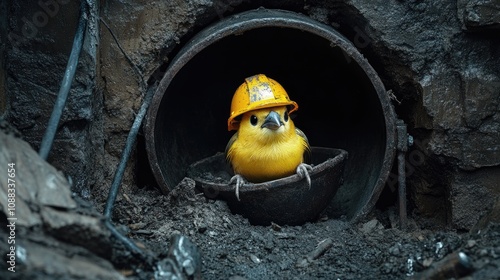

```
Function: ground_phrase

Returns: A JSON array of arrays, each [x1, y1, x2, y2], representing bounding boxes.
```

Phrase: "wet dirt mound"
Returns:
[[113, 178, 500, 279]]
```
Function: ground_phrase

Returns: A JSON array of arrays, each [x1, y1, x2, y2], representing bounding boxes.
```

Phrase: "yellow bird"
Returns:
[[226, 74, 312, 200]]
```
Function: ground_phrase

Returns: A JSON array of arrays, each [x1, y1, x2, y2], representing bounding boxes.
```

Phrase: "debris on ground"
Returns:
[[1, 128, 499, 279]]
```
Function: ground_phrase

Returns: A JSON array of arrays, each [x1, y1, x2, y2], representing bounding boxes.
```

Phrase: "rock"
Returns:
[[420, 71, 464, 130], [40, 206, 112, 258], [419, 66, 500, 170], [360, 219, 380, 234], [155, 235, 202, 280], [250, 254, 262, 264], [411, 251, 473, 280], [0, 129, 76, 227], [15, 239, 125, 280], [389, 244, 402, 257], [450, 168, 500, 230], [466, 240, 477, 248], [458, 0, 500, 31], [0, 127, 126, 277], [471, 197, 500, 233], [462, 67, 500, 129]]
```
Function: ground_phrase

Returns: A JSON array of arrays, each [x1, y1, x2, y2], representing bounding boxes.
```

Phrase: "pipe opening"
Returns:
[[145, 9, 396, 221]]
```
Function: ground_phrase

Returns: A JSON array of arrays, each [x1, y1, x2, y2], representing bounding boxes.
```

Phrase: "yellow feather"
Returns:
[[226, 106, 310, 183]]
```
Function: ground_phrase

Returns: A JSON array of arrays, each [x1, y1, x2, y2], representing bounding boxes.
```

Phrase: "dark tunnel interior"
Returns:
[[152, 26, 389, 219]]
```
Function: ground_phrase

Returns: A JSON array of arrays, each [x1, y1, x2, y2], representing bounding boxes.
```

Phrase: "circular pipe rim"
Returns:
[[144, 8, 397, 222]]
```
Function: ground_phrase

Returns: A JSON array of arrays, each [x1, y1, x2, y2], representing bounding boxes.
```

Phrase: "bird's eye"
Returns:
[[250, 115, 258, 126], [284, 111, 289, 122]]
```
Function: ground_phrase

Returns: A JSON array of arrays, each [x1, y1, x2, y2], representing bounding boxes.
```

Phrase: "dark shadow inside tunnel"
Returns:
[[146, 10, 396, 221]]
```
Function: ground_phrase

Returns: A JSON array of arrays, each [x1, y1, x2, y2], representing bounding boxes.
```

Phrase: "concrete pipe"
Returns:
[[144, 9, 397, 222]]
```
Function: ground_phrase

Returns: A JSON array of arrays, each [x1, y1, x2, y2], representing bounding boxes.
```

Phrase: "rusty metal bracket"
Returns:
[[396, 119, 411, 229]]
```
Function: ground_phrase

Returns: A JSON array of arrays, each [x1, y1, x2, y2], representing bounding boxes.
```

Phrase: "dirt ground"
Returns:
[[105, 178, 500, 279], [0, 124, 499, 279]]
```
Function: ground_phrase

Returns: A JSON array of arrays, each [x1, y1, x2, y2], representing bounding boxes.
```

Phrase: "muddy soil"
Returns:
[[106, 178, 500, 279], [0, 122, 498, 279]]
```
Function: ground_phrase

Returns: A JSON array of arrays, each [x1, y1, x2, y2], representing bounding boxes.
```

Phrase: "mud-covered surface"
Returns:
[[0, 124, 499, 279], [106, 179, 500, 279]]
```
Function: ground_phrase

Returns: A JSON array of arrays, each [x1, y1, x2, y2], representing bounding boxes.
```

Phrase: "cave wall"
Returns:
[[1, 0, 102, 200], [1, 0, 499, 230], [336, 0, 500, 229]]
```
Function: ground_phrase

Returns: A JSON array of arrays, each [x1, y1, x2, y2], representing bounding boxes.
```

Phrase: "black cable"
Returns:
[[36, 0, 156, 265], [105, 219, 144, 255], [94, 0, 155, 261], [102, 83, 156, 261], [103, 83, 156, 219], [39, 1, 88, 160]]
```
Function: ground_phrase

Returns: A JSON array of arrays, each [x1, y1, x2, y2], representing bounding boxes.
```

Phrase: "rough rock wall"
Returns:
[[335, 0, 500, 229], [2, 0, 499, 230], [2, 0, 102, 199]]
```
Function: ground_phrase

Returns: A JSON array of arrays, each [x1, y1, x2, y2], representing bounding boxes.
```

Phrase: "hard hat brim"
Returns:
[[228, 101, 298, 131]]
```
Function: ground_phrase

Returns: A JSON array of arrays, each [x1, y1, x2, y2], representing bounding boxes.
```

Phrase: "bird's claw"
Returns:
[[296, 163, 313, 189], [229, 174, 247, 201]]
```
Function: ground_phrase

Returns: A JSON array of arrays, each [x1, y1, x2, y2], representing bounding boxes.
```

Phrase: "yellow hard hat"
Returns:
[[228, 74, 299, 131]]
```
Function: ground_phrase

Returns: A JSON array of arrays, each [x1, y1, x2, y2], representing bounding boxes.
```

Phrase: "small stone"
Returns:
[[479, 249, 489, 256], [389, 244, 401, 256], [423, 258, 434, 267], [134, 230, 153, 235], [128, 222, 147, 230], [271, 222, 282, 231], [250, 254, 261, 264], [458, 0, 500, 30], [466, 240, 477, 248], [360, 219, 379, 234], [296, 257, 309, 268]]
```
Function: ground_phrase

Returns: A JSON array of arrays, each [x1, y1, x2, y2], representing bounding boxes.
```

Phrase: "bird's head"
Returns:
[[238, 106, 295, 142]]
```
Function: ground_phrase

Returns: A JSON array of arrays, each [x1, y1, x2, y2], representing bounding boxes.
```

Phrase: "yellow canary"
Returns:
[[225, 74, 312, 200], [226, 106, 310, 181]]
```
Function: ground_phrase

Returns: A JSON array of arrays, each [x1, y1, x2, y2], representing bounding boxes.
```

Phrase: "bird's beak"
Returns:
[[261, 111, 283, 131]]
